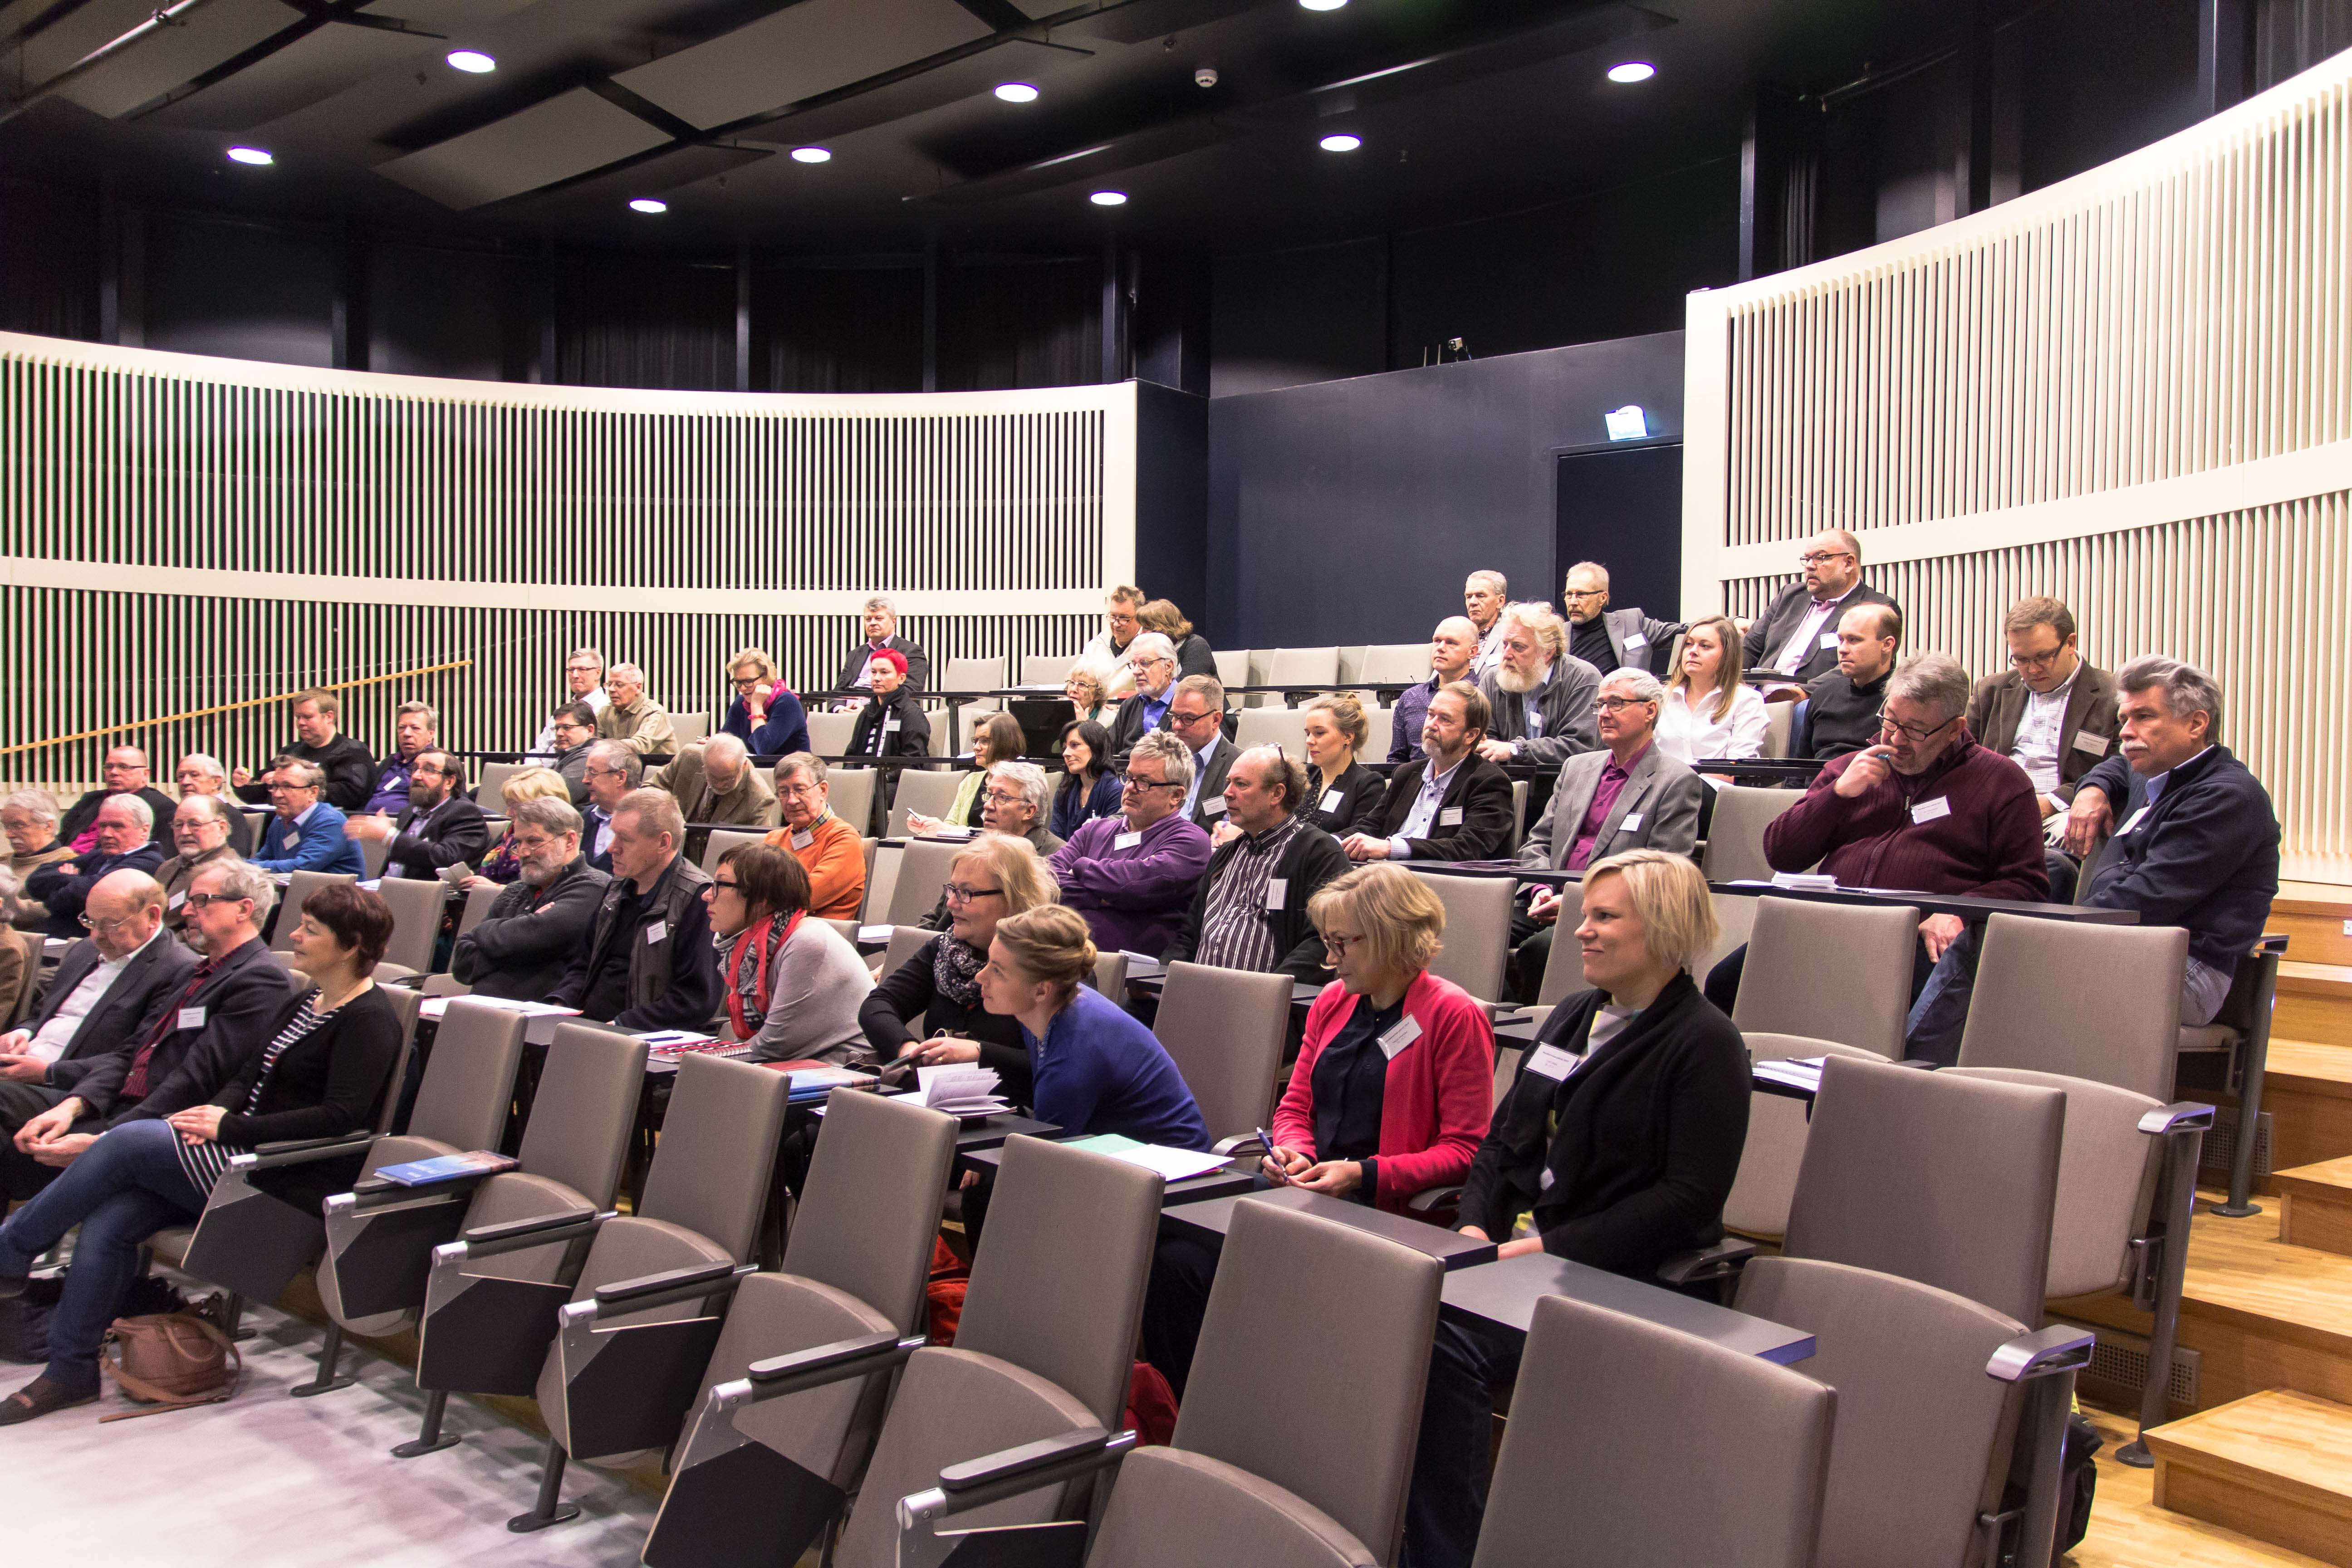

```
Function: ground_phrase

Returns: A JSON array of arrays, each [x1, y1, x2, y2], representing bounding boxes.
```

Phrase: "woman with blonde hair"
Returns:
[[1136, 598, 1215, 681], [1298, 693, 1385, 835], [463, 767, 572, 886], [722, 645, 810, 756], [1657, 613, 1768, 768], [908, 712, 1028, 836], [1063, 662, 1117, 726]]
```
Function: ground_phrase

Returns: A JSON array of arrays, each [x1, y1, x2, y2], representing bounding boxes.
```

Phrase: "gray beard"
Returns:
[[1493, 663, 1545, 696], [519, 860, 556, 888]]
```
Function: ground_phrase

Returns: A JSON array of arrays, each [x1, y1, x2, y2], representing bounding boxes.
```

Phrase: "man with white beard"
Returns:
[[1475, 602, 1602, 768], [449, 796, 611, 1000]]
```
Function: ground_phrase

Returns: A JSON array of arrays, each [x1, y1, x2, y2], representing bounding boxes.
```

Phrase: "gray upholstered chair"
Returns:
[[1696, 786, 1805, 883], [1735, 1257, 2090, 1568], [474, 760, 525, 810], [373, 875, 445, 975], [699, 826, 767, 874], [899, 1200, 1443, 1568], [1721, 1033, 1888, 1242], [804, 710, 858, 755], [402, 1024, 649, 1457], [1473, 1293, 1834, 1568], [509, 1052, 794, 1530], [1732, 896, 1921, 1059], [670, 712, 712, 746], [645, 1089, 960, 1567], [889, 769, 973, 837], [823, 763, 878, 839], [270, 868, 356, 952], [454, 881, 501, 940], [1091, 949, 1130, 997], [359, 834, 390, 879], [1406, 869, 1515, 1004], [2179, 932, 2288, 1215], [881, 923, 936, 978], [1533, 880, 1587, 1005], [1955, 913, 2188, 1101], [885, 838, 969, 927], [1153, 960, 1294, 1149]]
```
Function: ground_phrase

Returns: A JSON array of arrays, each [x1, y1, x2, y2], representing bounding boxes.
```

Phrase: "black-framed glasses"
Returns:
[[181, 892, 252, 911], [1798, 549, 1856, 566], [1594, 696, 1657, 713], [1120, 774, 1180, 791], [2009, 646, 2070, 671], [943, 883, 1004, 906], [1881, 714, 1958, 744], [705, 877, 740, 894]]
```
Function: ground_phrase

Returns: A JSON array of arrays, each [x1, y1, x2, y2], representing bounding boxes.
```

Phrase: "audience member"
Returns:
[[5, 792, 72, 931], [236, 688, 375, 810], [1063, 662, 1117, 726], [363, 701, 438, 814], [0, 880, 397, 1426], [1079, 585, 1146, 691], [1167, 675, 1239, 830], [528, 648, 610, 754], [1968, 595, 2122, 825], [834, 596, 931, 696], [596, 663, 677, 756], [0, 872, 20, 1014], [155, 796, 243, 928], [979, 904, 1209, 1148], [27, 796, 167, 936], [462, 767, 570, 886], [578, 740, 642, 873], [1106, 632, 1180, 756], [1476, 602, 1602, 766], [450, 797, 609, 1000], [1049, 730, 1214, 957], [1562, 562, 1681, 676], [172, 753, 253, 855], [863, 833, 1056, 1105], [1463, 569, 1510, 677], [913, 762, 1064, 933], [721, 646, 811, 757], [1389, 617, 1481, 764], [1797, 602, 1902, 759], [1163, 747, 1350, 982], [1343, 684, 1515, 863], [847, 647, 932, 760], [1657, 613, 1769, 768], [1052, 719, 1123, 839], [1298, 693, 1384, 836], [546, 788, 719, 1031], [0, 871, 195, 1200], [647, 735, 779, 828], [345, 748, 490, 878], [1508, 670, 1705, 1000], [707, 844, 871, 1064], [907, 713, 1026, 835], [1137, 598, 1216, 680], [545, 701, 599, 804], [1409, 851, 1747, 1567], [59, 746, 175, 850], [1741, 527, 1901, 681], [764, 755, 867, 921], [251, 759, 365, 877]]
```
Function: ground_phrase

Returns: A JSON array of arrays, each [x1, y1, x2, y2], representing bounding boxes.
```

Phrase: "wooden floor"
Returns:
[[2075, 1399, 2335, 1568]]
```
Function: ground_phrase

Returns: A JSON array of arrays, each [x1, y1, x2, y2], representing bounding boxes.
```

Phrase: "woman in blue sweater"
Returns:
[[979, 904, 1208, 1150]]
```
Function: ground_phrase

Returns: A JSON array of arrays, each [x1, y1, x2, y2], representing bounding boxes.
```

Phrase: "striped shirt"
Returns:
[[175, 1000, 336, 1197], [1194, 813, 1307, 974]]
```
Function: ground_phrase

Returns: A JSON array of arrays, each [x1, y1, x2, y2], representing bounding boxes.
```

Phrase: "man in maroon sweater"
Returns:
[[1705, 653, 2047, 1060]]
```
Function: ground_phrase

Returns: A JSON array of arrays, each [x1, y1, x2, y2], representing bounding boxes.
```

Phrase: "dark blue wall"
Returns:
[[1204, 330, 1685, 649]]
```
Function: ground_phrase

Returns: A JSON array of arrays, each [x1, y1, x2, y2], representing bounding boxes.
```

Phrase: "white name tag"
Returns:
[[792, 829, 814, 849], [645, 920, 669, 945], [177, 1006, 207, 1031], [1619, 811, 1643, 832], [284, 833, 301, 851], [1910, 796, 1953, 825], [2115, 805, 2153, 836], [1201, 796, 1227, 817], [1115, 831, 1143, 850], [1378, 1015, 1423, 1059], [1524, 1042, 1583, 1080], [1819, 632, 1839, 650], [882, 718, 901, 732], [1319, 788, 1343, 812], [1625, 633, 1647, 650], [1264, 878, 1287, 912], [2073, 731, 2110, 756], [168, 891, 186, 910], [1438, 807, 1464, 827]]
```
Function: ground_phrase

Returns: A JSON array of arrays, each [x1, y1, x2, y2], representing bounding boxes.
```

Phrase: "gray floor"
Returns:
[[1, 1272, 660, 1567]]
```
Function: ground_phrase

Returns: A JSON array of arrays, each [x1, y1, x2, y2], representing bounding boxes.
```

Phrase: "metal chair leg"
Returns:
[[392, 1388, 461, 1457], [289, 1321, 355, 1397], [509, 1436, 582, 1533]]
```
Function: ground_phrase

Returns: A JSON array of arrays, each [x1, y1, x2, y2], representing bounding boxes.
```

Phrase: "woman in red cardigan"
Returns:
[[1139, 862, 1494, 1396]]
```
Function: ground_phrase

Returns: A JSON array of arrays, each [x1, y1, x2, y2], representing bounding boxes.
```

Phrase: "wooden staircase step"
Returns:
[[2274, 883, 2352, 970], [2276, 962, 2352, 1044], [2145, 1390, 2352, 1568], [2275, 1156, 2352, 1257], [2245, 1042, 2352, 1190]]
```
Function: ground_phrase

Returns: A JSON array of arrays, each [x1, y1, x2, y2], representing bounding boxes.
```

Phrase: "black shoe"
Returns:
[[0, 1375, 98, 1425], [0, 1297, 46, 1363]]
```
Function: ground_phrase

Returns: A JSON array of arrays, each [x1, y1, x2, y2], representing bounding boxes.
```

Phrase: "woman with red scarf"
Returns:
[[705, 843, 871, 1063]]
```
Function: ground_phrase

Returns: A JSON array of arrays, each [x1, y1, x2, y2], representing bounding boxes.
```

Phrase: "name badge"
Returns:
[[177, 1006, 207, 1031], [2115, 805, 2153, 836], [1115, 831, 1143, 850], [1201, 796, 1227, 817], [1819, 632, 1839, 650], [1624, 633, 1647, 650], [1319, 788, 1343, 813], [284, 833, 301, 851], [645, 920, 669, 945], [1524, 1042, 1583, 1080], [1438, 807, 1464, 827], [1378, 1015, 1423, 1059], [1619, 811, 1644, 832], [2072, 732, 2111, 756], [1264, 878, 1287, 912], [1910, 796, 1953, 825], [792, 829, 814, 849], [882, 718, 901, 732], [382, 862, 405, 881], [168, 891, 186, 910]]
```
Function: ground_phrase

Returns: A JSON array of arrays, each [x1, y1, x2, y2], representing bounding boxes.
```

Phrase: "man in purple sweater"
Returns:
[[1706, 653, 2048, 1061], [1049, 730, 1214, 958]]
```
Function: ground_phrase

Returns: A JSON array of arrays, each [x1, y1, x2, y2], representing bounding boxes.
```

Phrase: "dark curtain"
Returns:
[[937, 256, 1102, 391], [555, 253, 735, 391], [0, 180, 98, 341], [754, 265, 925, 392]]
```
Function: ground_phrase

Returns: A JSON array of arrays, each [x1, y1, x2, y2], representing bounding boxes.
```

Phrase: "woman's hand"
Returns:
[[167, 1105, 227, 1144], [1495, 1236, 1545, 1260], [1457, 1225, 1491, 1242], [1259, 1145, 1313, 1184], [1289, 1160, 1363, 1196], [914, 1035, 982, 1066], [906, 812, 943, 837]]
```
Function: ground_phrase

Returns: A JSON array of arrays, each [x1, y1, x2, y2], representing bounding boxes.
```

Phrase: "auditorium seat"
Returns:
[[887, 768, 968, 836], [474, 760, 525, 811], [1151, 961, 1293, 1149], [1731, 896, 1918, 1059], [1212, 648, 1251, 699], [270, 870, 356, 954], [1509, 779, 1528, 849], [1532, 881, 1587, 1004], [374, 876, 446, 975], [1722, 1033, 1887, 1242], [880, 923, 933, 978], [803, 710, 857, 755], [2177, 933, 2289, 1214], [1091, 948, 1129, 999], [1406, 868, 1514, 1004], [700, 827, 767, 874], [1696, 786, 1804, 882], [1232, 706, 1309, 756], [1363, 706, 1394, 760], [1354, 643, 1435, 686], [1023, 653, 1078, 687], [1261, 647, 1341, 702], [359, 834, 391, 879], [883, 838, 965, 927], [825, 765, 877, 838], [454, 882, 500, 941], [1762, 701, 1795, 760]]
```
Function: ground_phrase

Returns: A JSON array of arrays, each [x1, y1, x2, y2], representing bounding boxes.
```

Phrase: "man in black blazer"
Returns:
[[451, 798, 611, 1001], [1166, 676, 1240, 831], [832, 596, 931, 697], [7, 860, 292, 1183], [1740, 528, 1901, 684], [1342, 684, 1517, 864], [0, 870, 196, 1199], [57, 746, 178, 851], [344, 748, 490, 878], [26, 797, 167, 939]]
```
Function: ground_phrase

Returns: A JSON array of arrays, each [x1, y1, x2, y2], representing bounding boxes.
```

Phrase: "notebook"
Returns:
[[373, 1150, 519, 1186]]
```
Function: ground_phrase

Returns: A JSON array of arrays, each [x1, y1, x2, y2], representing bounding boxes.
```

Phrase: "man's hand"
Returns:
[[2064, 787, 2113, 856], [1209, 820, 1241, 848], [1341, 833, 1392, 862], [1833, 745, 1896, 799], [231, 765, 252, 787], [0, 1028, 27, 1054], [1476, 738, 1516, 764], [31, 1133, 95, 1168], [1495, 1237, 1546, 1259], [0, 1054, 48, 1084], [1763, 684, 1808, 704], [1457, 1225, 1491, 1242], [345, 813, 397, 843], [1528, 888, 1563, 927], [1919, 912, 1967, 962], [15, 1099, 80, 1153], [2038, 793, 2062, 821]]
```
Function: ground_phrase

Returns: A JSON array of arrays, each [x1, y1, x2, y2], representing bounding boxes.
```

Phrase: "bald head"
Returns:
[[702, 734, 750, 789], [87, 869, 166, 959], [1431, 616, 1480, 683]]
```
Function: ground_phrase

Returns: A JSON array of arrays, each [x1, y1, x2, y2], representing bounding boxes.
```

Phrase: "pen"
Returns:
[[1257, 1127, 1284, 1181]]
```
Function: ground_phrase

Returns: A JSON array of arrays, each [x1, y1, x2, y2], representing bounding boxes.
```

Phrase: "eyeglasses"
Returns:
[[1321, 931, 1363, 956], [1798, 550, 1856, 567], [1562, 588, 1606, 601], [181, 892, 252, 911], [1880, 714, 1958, 744], [943, 883, 1004, 905], [1594, 696, 1657, 712], [1120, 774, 1180, 791], [79, 911, 139, 932], [1169, 707, 1217, 726], [706, 877, 740, 893], [2009, 646, 2069, 671]]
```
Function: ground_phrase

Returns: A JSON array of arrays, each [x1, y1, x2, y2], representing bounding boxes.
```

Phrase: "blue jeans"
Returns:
[[1904, 926, 1985, 1065], [0, 1118, 206, 1391]]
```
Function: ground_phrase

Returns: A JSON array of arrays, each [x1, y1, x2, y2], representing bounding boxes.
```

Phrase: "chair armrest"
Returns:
[[898, 1429, 1139, 1534], [579, 1261, 751, 1318], [1211, 1133, 1265, 1158], [1896, 1059, 1942, 1071], [1986, 1323, 2095, 1383], [1656, 1238, 1757, 1288], [941, 1427, 1117, 1494], [457, 1205, 605, 1256], [234, 1131, 378, 1171], [2253, 933, 2290, 958], [1406, 1185, 1463, 1216], [741, 1331, 924, 1401], [2139, 1101, 2215, 1136]]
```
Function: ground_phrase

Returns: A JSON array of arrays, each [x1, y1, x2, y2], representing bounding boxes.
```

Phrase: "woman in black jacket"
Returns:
[[858, 833, 1054, 1107], [0, 881, 402, 1424], [1298, 694, 1387, 837], [847, 648, 933, 759], [1403, 849, 1751, 1568]]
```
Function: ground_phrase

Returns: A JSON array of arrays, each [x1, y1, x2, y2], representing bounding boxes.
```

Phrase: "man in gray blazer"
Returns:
[[1563, 562, 1682, 678], [1476, 603, 1603, 768], [1168, 675, 1241, 831], [1740, 527, 1901, 683], [1505, 669, 1705, 1000]]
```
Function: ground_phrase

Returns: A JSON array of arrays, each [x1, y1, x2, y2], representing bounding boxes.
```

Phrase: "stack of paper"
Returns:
[[1061, 1133, 1231, 1182], [418, 995, 583, 1045], [1751, 1056, 1827, 1095], [917, 1063, 1009, 1117], [1768, 872, 1840, 892]]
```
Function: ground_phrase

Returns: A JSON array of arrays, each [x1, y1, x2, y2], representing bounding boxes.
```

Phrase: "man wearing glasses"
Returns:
[[249, 759, 365, 877], [1107, 633, 1182, 759], [1562, 562, 1681, 679], [530, 648, 610, 755], [25, 795, 167, 939], [578, 740, 643, 873], [1049, 731, 1214, 957], [1964, 597, 2122, 838], [452, 796, 610, 1001], [1739, 528, 1901, 683], [58, 746, 177, 852]]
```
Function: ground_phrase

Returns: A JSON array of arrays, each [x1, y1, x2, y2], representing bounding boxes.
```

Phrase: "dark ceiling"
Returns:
[[0, 0, 1970, 256]]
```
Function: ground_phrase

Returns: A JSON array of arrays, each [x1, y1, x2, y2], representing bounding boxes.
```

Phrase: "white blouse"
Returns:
[[1656, 683, 1771, 766]]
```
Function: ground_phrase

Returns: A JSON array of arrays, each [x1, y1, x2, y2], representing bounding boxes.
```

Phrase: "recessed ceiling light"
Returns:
[[1607, 61, 1656, 83], [225, 146, 272, 166], [790, 146, 831, 164], [1089, 190, 1127, 206], [629, 197, 667, 214], [1299, 0, 1347, 10], [994, 82, 1039, 103], [446, 49, 495, 74], [1319, 132, 1361, 152]]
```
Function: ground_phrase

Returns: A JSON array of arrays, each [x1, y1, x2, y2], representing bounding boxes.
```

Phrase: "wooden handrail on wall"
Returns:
[[0, 660, 474, 758]]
